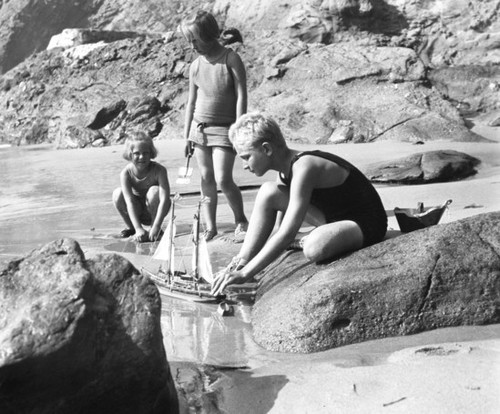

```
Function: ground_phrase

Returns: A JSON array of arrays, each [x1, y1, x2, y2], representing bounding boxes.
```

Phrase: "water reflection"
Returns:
[[160, 296, 256, 367], [4, 143, 499, 375], [104, 237, 260, 367]]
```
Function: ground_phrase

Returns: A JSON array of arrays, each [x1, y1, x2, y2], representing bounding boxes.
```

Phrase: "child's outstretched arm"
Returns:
[[212, 162, 319, 296], [149, 165, 171, 241], [228, 51, 247, 118]]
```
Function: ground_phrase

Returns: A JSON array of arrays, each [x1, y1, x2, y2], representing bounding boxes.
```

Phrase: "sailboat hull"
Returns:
[[141, 267, 221, 303], [144, 196, 257, 304]]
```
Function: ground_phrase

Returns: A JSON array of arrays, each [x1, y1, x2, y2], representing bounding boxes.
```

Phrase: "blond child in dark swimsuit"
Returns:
[[211, 112, 387, 296], [112, 132, 171, 242]]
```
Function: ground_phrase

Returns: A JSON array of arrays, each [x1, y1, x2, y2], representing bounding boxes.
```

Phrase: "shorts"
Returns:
[[188, 121, 234, 148]]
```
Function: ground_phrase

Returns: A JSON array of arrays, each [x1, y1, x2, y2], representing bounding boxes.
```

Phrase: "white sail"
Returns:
[[153, 220, 176, 269], [190, 201, 214, 284], [153, 194, 180, 272], [197, 237, 214, 284]]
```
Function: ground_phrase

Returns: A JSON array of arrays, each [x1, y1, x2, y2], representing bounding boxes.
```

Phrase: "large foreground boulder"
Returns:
[[0, 238, 178, 414], [252, 212, 500, 353]]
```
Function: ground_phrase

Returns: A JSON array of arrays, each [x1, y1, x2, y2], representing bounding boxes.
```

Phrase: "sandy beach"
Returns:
[[1, 128, 499, 413], [192, 129, 500, 413], [218, 335, 500, 414], [0, 1, 498, 411]]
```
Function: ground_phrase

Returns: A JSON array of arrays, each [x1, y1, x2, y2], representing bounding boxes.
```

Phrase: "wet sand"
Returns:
[[193, 133, 500, 413], [1, 130, 499, 413]]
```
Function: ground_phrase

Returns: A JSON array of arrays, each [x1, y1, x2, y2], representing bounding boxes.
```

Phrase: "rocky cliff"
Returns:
[[0, 0, 498, 148]]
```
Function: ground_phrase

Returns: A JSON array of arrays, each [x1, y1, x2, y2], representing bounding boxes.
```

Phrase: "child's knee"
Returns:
[[303, 223, 364, 262], [146, 186, 160, 213], [146, 186, 159, 201], [201, 174, 217, 187], [218, 176, 236, 192], [112, 187, 123, 206], [302, 234, 328, 262], [255, 181, 288, 211], [256, 181, 280, 201]]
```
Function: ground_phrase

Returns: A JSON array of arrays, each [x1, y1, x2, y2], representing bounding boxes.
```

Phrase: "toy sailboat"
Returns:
[[141, 195, 221, 303], [142, 194, 258, 304]]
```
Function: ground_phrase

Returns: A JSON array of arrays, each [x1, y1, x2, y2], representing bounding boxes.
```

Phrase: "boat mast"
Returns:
[[167, 194, 177, 281], [192, 199, 201, 281]]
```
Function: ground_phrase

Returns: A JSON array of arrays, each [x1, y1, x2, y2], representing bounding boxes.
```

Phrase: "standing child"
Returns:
[[180, 10, 248, 241], [112, 132, 171, 242], [211, 112, 388, 295]]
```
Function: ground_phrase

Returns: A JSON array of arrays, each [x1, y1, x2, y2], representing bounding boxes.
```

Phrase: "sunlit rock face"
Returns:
[[364, 150, 481, 184], [253, 212, 500, 353], [0, 0, 498, 147]]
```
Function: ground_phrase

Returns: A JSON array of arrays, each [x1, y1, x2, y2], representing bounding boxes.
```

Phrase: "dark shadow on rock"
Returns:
[[87, 99, 127, 130], [316, 251, 353, 267], [338, 0, 409, 36], [257, 250, 313, 295], [221, 370, 289, 414], [0, 239, 178, 414], [172, 362, 288, 413], [464, 118, 476, 129]]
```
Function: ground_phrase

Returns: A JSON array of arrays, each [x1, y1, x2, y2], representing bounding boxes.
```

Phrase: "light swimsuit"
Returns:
[[126, 161, 161, 197], [125, 161, 162, 224], [189, 48, 237, 148]]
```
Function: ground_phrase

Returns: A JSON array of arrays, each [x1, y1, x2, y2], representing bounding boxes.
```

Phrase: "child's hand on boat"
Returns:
[[133, 228, 150, 243], [211, 270, 248, 296], [148, 225, 162, 242]]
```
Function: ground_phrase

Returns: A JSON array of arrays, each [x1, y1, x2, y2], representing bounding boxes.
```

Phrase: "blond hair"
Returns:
[[122, 132, 158, 161], [180, 10, 220, 43], [229, 112, 287, 149]]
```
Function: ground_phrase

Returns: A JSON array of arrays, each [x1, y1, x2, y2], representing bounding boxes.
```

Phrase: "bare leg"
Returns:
[[303, 220, 364, 262], [237, 182, 290, 261], [236, 183, 363, 263], [112, 187, 134, 229], [194, 145, 218, 235], [145, 186, 159, 222], [212, 147, 247, 225]]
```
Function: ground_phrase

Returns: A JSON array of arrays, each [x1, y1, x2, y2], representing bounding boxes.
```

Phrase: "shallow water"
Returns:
[[0, 142, 273, 368], [1, 142, 499, 370]]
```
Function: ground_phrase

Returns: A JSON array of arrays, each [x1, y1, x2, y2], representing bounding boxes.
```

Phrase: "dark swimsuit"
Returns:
[[279, 150, 387, 247]]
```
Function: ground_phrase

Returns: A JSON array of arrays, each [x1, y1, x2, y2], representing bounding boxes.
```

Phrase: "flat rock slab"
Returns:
[[364, 149, 481, 184], [252, 212, 500, 353], [0, 238, 178, 414]]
